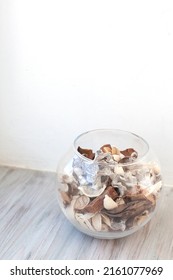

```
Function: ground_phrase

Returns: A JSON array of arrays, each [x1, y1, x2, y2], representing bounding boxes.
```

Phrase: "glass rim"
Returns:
[[73, 128, 150, 166]]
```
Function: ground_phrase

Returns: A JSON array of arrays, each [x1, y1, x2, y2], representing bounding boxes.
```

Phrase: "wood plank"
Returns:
[[0, 166, 172, 260]]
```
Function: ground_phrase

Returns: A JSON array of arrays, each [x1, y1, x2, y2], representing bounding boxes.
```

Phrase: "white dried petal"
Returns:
[[91, 213, 102, 231], [113, 154, 121, 162], [75, 213, 95, 231], [114, 166, 124, 176], [103, 195, 118, 210], [75, 213, 91, 230], [101, 214, 111, 227], [145, 180, 162, 196]]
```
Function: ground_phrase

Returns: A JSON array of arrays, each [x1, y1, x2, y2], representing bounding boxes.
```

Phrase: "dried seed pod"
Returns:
[[103, 195, 118, 210], [74, 195, 90, 210], [91, 213, 102, 231], [77, 146, 95, 160]]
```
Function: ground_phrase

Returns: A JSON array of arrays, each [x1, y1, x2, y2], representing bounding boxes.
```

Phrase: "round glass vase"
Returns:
[[57, 129, 162, 239]]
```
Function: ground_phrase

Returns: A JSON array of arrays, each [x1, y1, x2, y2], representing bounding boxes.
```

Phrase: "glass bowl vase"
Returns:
[[57, 129, 162, 239]]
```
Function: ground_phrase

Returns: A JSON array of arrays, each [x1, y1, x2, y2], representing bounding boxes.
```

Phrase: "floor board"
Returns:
[[0, 166, 172, 260]]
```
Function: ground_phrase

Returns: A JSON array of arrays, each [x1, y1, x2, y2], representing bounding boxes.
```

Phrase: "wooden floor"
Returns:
[[0, 166, 173, 260]]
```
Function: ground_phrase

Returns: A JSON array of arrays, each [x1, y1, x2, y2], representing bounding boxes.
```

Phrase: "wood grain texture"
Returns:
[[0, 166, 173, 260]]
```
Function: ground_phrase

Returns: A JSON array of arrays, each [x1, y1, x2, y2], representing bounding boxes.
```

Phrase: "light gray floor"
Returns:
[[0, 166, 172, 260]]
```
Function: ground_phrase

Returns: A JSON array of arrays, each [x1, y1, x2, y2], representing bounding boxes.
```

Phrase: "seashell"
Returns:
[[91, 213, 102, 231], [74, 195, 90, 210], [78, 184, 107, 197], [103, 195, 118, 210]]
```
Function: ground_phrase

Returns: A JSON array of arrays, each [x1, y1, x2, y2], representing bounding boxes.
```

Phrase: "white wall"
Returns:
[[0, 0, 173, 184]]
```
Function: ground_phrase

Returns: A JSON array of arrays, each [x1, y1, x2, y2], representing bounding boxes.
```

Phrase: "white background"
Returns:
[[0, 0, 173, 184]]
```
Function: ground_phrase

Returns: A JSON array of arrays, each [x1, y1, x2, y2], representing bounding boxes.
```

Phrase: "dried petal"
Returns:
[[100, 144, 112, 153], [101, 214, 111, 227], [113, 154, 121, 162], [77, 146, 95, 160], [111, 146, 120, 155], [121, 148, 138, 158], [91, 213, 102, 231]]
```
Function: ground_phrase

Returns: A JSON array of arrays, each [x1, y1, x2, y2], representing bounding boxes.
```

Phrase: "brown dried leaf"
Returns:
[[77, 146, 95, 160], [120, 148, 138, 158], [60, 191, 71, 206]]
